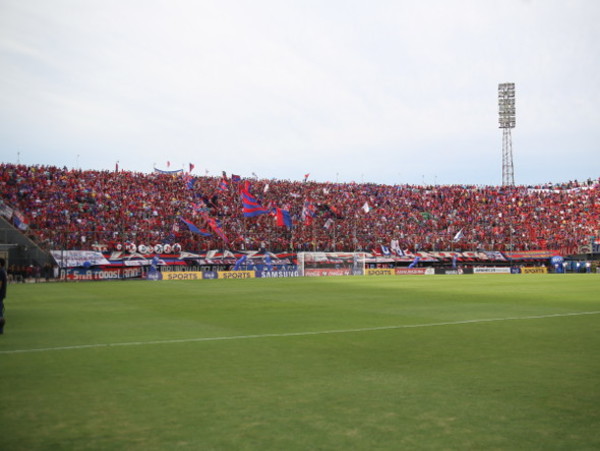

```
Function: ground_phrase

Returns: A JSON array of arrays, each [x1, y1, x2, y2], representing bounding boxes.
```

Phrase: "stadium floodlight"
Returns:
[[498, 82, 516, 186]]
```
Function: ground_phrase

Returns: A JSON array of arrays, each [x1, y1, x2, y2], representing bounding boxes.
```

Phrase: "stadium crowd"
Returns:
[[1, 163, 598, 254]]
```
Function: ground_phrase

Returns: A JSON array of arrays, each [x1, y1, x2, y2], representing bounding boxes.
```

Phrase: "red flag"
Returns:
[[302, 200, 316, 226], [274, 208, 293, 228]]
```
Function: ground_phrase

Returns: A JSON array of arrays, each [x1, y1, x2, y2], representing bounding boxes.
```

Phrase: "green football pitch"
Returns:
[[1, 275, 599, 450]]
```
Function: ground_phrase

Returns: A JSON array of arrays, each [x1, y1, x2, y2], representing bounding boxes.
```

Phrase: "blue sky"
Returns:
[[1, 0, 599, 186]]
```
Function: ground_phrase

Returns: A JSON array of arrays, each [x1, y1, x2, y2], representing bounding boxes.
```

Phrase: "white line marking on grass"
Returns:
[[2, 310, 600, 355]]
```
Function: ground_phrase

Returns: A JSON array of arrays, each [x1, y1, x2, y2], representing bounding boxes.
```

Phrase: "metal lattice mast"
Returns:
[[498, 83, 516, 186], [502, 128, 514, 186]]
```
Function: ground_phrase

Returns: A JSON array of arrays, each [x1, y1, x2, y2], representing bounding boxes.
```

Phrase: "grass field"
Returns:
[[1, 274, 599, 450]]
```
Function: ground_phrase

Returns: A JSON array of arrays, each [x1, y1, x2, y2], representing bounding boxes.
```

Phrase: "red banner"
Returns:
[[503, 250, 560, 260]]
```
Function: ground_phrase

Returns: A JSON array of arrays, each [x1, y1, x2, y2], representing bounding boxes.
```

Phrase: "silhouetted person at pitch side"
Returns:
[[0, 258, 7, 334]]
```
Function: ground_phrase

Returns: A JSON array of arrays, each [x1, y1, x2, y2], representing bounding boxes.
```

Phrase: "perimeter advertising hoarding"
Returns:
[[367, 268, 435, 276], [395, 268, 435, 275], [304, 268, 353, 277], [257, 269, 299, 278], [160, 268, 300, 279], [521, 267, 548, 274], [160, 271, 203, 281], [217, 271, 256, 279], [62, 267, 143, 281], [433, 268, 464, 275], [473, 267, 512, 274], [366, 268, 394, 276]]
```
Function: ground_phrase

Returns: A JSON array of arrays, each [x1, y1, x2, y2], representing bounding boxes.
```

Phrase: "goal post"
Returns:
[[297, 252, 366, 277]]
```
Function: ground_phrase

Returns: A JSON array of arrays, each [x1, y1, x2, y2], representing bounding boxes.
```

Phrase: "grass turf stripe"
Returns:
[[2, 310, 599, 355]]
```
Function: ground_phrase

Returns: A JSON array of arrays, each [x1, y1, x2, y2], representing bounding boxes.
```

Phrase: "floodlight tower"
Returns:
[[498, 83, 516, 186]]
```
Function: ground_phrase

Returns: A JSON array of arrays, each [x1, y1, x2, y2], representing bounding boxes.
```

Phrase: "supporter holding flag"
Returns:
[[274, 207, 293, 228], [179, 217, 212, 236], [190, 200, 208, 213], [329, 205, 343, 219], [186, 177, 196, 190], [302, 200, 316, 226], [202, 213, 230, 244], [182, 172, 195, 190], [241, 183, 271, 217], [219, 174, 229, 191], [453, 229, 465, 242], [211, 219, 229, 243]]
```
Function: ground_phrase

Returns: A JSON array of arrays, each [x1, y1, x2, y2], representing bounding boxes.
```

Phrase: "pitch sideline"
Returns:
[[1, 310, 599, 355]]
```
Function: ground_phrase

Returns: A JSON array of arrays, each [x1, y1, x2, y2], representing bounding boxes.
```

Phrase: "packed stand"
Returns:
[[0, 164, 598, 255]]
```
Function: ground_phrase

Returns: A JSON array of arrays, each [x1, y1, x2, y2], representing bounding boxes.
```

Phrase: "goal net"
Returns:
[[297, 252, 366, 277]]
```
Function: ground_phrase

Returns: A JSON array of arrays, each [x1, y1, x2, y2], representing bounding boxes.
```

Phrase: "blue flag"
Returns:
[[408, 256, 421, 268], [233, 255, 248, 271], [241, 184, 271, 217], [180, 217, 212, 236]]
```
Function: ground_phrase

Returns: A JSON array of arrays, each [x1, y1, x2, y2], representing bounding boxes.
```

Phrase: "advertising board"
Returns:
[[395, 268, 434, 275], [303, 268, 352, 277], [62, 267, 143, 281], [473, 267, 511, 274], [521, 267, 548, 274], [366, 268, 394, 276], [217, 271, 256, 279], [160, 271, 203, 280], [257, 269, 300, 278]]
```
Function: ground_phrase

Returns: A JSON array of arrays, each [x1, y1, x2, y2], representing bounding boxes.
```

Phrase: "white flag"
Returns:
[[452, 229, 464, 242], [362, 202, 370, 213]]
